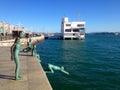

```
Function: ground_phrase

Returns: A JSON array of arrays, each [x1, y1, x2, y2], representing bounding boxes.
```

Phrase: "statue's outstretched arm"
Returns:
[[61, 68, 70, 75], [45, 64, 55, 73]]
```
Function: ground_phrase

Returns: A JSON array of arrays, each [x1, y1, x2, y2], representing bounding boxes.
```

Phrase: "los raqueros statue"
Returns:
[[11, 31, 25, 80]]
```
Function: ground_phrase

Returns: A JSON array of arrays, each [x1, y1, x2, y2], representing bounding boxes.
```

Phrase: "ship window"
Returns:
[[80, 28, 85, 30], [65, 38, 71, 40], [77, 24, 84, 27], [66, 24, 71, 26], [73, 29, 79, 32], [65, 29, 71, 32]]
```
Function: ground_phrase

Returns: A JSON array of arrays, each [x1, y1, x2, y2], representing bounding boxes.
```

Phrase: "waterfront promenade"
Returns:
[[0, 46, 52, 89]]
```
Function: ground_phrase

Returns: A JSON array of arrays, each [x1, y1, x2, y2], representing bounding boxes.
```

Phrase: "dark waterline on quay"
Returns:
[[36, 34, 120, 90]]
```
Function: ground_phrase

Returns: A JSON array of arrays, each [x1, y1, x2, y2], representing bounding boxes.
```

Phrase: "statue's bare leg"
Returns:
[[14, 52, 21, 80]]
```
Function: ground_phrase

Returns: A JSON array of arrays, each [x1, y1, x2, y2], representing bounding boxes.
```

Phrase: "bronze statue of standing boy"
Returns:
[[11, 31, 25, 80]]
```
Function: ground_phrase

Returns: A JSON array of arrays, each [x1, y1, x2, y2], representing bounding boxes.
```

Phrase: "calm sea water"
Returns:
[[36, 34, 120, 90]]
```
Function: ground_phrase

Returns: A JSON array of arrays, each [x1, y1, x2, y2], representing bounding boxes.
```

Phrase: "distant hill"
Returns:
[[86, 32, 120, 35]]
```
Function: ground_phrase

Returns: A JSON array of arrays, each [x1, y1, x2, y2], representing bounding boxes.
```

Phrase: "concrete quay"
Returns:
[[0, 47, 52, 90]]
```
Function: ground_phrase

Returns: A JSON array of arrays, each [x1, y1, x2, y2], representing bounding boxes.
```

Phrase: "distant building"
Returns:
[[0, 21, 26, 36], [0, 21, 15, 35], [14, 25, 26, 32], [0, 21, 4, 35], [9, 24, 15, 34], [12, 26, 27, 37], [4, 23, 14, 35], [61, 17, 86, 40]]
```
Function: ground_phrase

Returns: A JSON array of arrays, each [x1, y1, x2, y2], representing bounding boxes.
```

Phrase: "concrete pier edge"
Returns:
[[0, 46, 52, 90]]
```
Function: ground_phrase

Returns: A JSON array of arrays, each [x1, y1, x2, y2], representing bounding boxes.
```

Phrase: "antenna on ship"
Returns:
[[78, 13, 80, 21]]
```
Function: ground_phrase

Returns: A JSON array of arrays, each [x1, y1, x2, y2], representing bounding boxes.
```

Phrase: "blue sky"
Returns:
[[0, 0, 120, 33]]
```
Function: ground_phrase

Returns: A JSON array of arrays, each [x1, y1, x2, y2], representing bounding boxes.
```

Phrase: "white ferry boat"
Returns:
[[61, 17, 86, 40]]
